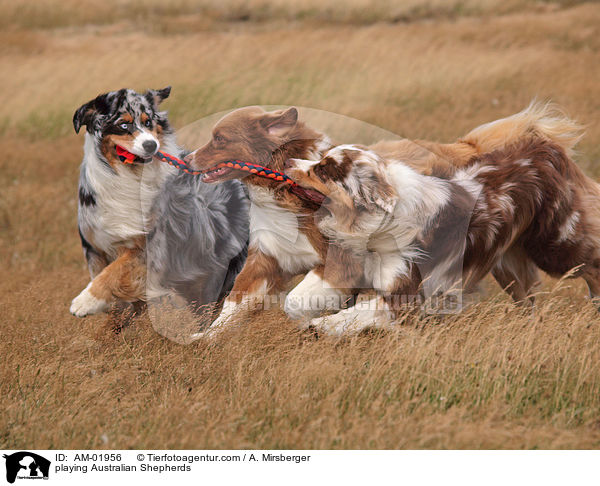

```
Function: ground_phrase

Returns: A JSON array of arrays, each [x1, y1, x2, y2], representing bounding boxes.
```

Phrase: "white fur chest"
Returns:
[[78, 135, 174, 257], [248, 186, 321, 274]]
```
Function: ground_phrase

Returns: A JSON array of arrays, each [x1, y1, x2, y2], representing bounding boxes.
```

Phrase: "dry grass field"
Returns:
[[2, 0, 600, 449]]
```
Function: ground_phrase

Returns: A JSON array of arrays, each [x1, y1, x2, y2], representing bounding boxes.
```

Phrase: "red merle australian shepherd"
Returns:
[[185, 102, 582, 336], [285, 108, 593, 335]]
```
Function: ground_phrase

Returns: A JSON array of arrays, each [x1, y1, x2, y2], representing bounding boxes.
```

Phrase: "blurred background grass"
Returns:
[[1, 0, 600, 449], [0, 0, 581, 30], [1, 0, 599, 153]]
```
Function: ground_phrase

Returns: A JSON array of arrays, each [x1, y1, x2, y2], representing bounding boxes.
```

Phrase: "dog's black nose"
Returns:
[[143, 140, 158, 154]]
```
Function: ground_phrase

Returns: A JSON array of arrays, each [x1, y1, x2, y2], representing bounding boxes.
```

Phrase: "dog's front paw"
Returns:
[[309, 315, 343, 336], [70, 285, 109, 317], [189, 302, 239, 341], [189, 322, 224, 342]]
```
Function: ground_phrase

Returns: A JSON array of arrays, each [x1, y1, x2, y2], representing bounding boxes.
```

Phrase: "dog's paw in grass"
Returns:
[[70, 284, 109, 317]]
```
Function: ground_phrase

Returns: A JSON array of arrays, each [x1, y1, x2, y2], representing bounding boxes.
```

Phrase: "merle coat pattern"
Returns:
[[70, 87, 249, 325]]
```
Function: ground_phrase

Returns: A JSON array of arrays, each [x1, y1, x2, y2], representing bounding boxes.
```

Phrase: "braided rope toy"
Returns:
[[116, 145, 297, 186], [115, 145, 329, 205], [157, 151, 299, 186]]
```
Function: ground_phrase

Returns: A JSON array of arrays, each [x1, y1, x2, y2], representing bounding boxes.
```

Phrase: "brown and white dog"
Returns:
[[185, 103, 583, 334], [284, 124, 597, 335]]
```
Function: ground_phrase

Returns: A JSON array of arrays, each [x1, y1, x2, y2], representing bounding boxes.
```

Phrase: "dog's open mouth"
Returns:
[[290, 185, 327, 205], [201, 165, 235, 183], [116, 145, 152, 164], [200, 163, 326, 206]]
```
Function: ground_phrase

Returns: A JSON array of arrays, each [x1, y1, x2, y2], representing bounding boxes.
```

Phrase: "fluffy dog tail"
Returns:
[[460, 100, 585, 157]]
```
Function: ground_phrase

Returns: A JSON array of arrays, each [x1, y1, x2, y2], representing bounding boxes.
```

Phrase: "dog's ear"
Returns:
[[260, 107, 298, 137], [73, 93, 111, 134], [146, 86, 171, 106], [354, 163, 396, 213]]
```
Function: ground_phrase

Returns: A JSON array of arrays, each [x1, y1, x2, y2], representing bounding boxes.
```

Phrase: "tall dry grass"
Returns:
[[3, 274, 600, 449], [1, 1, 600, 449]]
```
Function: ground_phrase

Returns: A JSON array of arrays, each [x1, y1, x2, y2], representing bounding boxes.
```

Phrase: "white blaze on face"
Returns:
[[131, 129, 159, 156]]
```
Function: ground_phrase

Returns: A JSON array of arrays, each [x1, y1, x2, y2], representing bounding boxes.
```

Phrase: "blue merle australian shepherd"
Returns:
[[70, 87, 248, 326]]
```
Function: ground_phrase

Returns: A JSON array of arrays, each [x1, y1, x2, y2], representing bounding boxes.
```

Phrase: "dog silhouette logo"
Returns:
[[2, 452, 50, 483]]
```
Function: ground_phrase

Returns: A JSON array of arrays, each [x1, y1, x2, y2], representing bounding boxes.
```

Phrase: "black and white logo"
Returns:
[[3, 452, 50, 484]]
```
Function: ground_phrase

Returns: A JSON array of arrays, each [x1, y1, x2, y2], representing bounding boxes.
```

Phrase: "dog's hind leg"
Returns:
[[492, 245, 540, 307], [70, 246, 146, 318]]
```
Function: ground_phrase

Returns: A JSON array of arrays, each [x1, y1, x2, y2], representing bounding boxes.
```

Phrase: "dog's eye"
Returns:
[[214, 134, 225, 143], [314, 165, 327, 182], [144, 119, 152, 128], [119, 122, 130, 130]]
